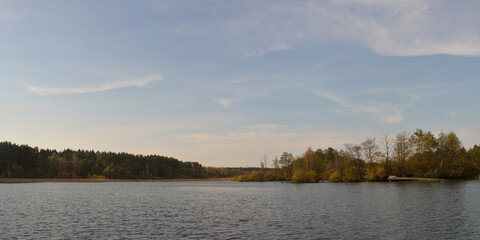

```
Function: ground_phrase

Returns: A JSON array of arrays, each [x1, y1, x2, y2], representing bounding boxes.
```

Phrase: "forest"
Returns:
[[2, 129, 479, 182], [0, 142, 254, 179], [237, 129, 480, 183]]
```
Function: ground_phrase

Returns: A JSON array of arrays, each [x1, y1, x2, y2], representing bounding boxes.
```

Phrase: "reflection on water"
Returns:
[[1, 181, 479, 239]]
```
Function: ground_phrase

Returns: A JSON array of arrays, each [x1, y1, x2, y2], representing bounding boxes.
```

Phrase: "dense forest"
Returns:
[[237, 129, 480, 183], [0, 142, 254, 179], [3, 129, 479, 182]]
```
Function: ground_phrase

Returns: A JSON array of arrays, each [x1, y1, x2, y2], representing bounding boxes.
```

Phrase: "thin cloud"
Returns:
[[312, 90, 353, 109], [158, 0, 480, 57], [246, 42, 290, 57], [26, 75, 162, 95], [308, 88, 403, 124], [361, 82, 473, 96], [217, 98, 232, 108]]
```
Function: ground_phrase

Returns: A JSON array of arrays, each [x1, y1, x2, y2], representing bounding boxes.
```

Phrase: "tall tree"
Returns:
[[361, 137, 380, 165], [437, 131, 462, 178], [383, 135, 392, 176], [345, 144, 364, 181], [394, 132, 412, 176], [411, 129, 437, 154], [279, 152, 294, 178]]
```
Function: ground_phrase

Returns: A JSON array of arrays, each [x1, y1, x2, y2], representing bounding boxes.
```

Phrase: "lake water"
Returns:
[[1, 181, 480, 239]]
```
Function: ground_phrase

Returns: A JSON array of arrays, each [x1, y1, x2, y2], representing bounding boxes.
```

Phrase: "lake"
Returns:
[[1, 181, 479, 239]]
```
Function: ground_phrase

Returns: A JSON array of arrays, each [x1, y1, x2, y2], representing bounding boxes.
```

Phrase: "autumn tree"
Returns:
[[279, 152, 294, 178], [437, 131, 463, 178], [410, 129, 437, 154], [393, 132, 412, 176], [344, 144, 364, 181]]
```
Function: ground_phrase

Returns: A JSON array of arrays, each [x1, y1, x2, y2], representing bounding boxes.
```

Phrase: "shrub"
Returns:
[[236, 174, 251, 182], [306, 170, 318, 183], [264, 171, 275, 181], [292, 169, 307, 183], [328, 170, 342, 182]]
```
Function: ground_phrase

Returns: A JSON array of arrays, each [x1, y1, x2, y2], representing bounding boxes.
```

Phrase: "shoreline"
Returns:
[[386, 176, 444, 182], [0, 177, 236, 183]]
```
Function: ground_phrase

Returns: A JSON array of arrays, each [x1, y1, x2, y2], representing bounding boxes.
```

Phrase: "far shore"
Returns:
[[0, 177, 236, 183], [386, 176, 444, 182]]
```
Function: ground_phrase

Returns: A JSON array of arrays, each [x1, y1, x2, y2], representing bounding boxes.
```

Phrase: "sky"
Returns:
[[1, 0, 480, 167]]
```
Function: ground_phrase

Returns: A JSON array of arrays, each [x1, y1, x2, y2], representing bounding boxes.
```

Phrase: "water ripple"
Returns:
[[1, 181, 480, 239]]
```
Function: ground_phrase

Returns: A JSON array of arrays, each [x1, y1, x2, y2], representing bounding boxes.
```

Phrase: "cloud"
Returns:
[[26, 75, 162, 95], [309, 88, 403, 124], [217, 98, 232, 108], [317, 0, 480, 56], [158, 0, 480, 56], [361, 82, 472, 96], [261, 1, 480, 56], [246, 42, 290, 57], [375, 105, 403, 124]]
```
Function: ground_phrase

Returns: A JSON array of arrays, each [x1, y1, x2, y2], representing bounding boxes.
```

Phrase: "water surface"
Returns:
[[1, 181, 479, 239]]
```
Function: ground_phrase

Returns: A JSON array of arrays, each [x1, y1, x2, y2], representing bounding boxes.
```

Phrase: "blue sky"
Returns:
[[1, 0, 480, 167]]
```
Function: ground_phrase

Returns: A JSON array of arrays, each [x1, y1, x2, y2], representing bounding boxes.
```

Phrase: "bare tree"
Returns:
[[383, 135, 392, 175], [361, 137, 380, 165], [272, 156, 280, 177], [345, 143, 362, 160], [260, 154, 268, 169], [272, 156, 279, 169]]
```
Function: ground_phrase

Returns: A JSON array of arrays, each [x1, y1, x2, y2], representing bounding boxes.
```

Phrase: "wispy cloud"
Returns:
[[254, 0, 480, 56], [308, 88, 403, 124], [217, 98, 232, 108], [156, 0, 480, 57], [360, 82, 472, 96], [322, 0, 480, 56], [26, 75, 162, 95], [360, 81, 477, 108], [246, 42, 290, 57]]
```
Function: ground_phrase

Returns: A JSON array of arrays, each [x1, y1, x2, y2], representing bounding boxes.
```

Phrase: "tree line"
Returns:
[[237, 129, 480, 183], [0, 142, 253, 179]]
